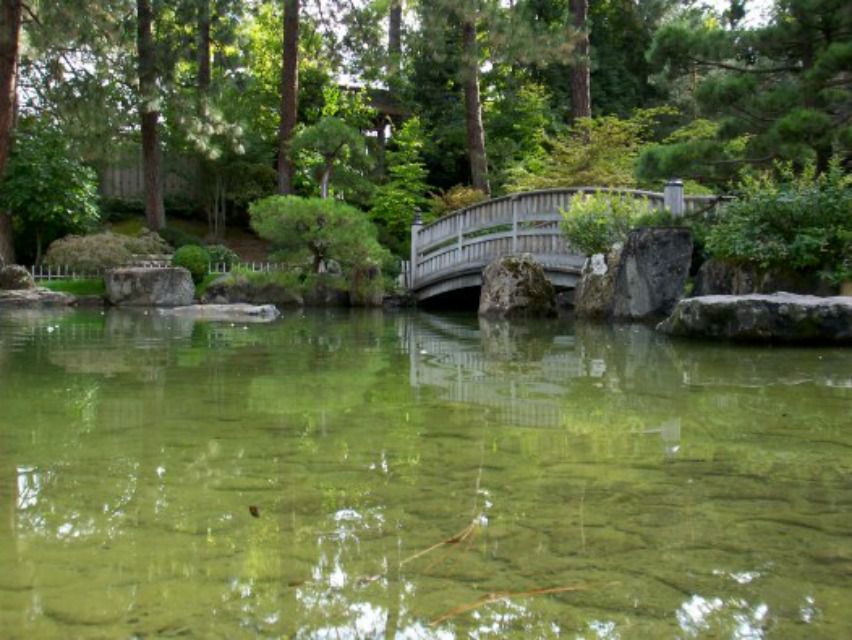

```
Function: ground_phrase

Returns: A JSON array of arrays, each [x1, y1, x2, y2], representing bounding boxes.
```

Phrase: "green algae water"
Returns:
[[0, 308, 850, 639]]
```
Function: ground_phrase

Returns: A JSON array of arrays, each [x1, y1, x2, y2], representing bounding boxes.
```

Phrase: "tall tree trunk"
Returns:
[[197, 0, 211, 93], [570, 0, 591, 120], [277, 0, 299, 195], [0, 0, 20, 264], [137, 0, 165, 230], [319, 159, 332, 199], [388, 0, 402, 76], [461, 16, 489, 196]]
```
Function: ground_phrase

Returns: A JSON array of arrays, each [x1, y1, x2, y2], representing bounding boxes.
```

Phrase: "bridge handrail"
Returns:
[[416, 186, 668, 234]]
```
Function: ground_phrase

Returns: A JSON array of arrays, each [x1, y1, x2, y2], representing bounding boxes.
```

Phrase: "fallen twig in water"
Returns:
[[429, 584, 592, 627], [400, 519, 479, 568]]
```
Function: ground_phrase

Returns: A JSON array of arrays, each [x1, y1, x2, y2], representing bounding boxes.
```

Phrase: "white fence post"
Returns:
[[664, 179, 685, 217]]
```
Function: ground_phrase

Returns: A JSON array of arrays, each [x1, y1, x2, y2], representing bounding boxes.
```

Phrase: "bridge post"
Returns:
[[664, 179, 685, 217], [511, 195, 518, 253], [410, 208, 423, 289]]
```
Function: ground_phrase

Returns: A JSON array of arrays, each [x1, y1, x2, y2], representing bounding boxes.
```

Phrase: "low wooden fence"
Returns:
[[208, 261, 288, 275]]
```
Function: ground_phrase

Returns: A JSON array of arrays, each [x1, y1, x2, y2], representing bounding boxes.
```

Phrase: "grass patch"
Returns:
[[41, 279, 106, 296]]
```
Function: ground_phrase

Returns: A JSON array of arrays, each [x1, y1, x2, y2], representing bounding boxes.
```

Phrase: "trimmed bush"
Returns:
[[207, 244, 239, 267], [44, 232, 133, 270], [172, 245, 211, 283], [124, 230, 172, 255]]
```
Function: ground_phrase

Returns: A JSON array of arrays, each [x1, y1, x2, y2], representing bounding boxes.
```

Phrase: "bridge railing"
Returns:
[[408, 183, 724, 289]]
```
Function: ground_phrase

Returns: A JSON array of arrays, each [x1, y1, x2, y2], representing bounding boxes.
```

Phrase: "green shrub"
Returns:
[[44, 232, 133, 270], [429, 185, 488, 218], [705, 162, 852, 283], [207, 244, 239, 267], [159, 227, 205, 250], [560, 192, 656, 255], [172, 245, 211, 283]]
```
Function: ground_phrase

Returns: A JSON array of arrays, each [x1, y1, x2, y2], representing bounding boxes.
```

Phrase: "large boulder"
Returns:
[[573, 244, 623, 319], [105, 267, 194, 307], [611, 227, 693, 320], [694, 259, 835, 297], [0, 288, 75, 308], [478, 253, 556, 319], [658, 293, 852, 344], [202, 273, 304, 306], [575, 227, 693, 321], [0, 264, 35, 290]]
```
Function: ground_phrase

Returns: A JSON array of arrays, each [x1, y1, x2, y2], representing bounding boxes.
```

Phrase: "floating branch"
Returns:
[[400, 519, 480, 568], [429, 584, 591, 627]]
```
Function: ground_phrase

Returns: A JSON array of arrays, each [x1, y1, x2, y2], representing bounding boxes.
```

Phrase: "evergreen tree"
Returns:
[[640, 0, 852, 184]]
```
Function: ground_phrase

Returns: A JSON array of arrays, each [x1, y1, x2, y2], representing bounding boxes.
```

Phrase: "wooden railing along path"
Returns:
[[408, 182, 723, 295]]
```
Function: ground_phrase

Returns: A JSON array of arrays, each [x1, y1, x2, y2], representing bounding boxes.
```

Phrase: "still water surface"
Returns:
[[0, 308, 850, 639]]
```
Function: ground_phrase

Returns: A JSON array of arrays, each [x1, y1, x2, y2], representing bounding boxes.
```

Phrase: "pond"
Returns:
[[0, 308, 850, 639]]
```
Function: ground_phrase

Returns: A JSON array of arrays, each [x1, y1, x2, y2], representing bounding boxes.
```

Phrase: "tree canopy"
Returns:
[[0, 0, 846, 262]]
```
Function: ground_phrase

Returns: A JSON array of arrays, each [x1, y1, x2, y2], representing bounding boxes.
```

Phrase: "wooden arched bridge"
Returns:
[[406, 184, 721, 302]]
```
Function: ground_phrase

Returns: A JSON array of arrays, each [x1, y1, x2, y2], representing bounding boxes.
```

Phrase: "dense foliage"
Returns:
[[0, 123, 100, 263], [705, 164, 852, 283]]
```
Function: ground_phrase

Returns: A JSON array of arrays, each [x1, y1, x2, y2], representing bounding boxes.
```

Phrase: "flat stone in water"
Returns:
[[159, 303, 281, 323], [658, 292, 852, 343]]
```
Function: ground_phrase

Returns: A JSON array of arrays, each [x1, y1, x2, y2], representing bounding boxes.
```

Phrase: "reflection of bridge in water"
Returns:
[[398, 313, 585, 428]]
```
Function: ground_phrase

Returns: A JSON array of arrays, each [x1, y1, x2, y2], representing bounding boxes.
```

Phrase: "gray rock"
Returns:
[[478, 253, 556, 319], [574, 228, 693, 321], [159, 304, 281, 323], [612, 227, 693, 320], [694, 258, 835, 296], [105, 267, 194, 307], [201, 273, 303, 307], [0, 287, 75, 307], [658, 293, 852, 344], [0, 264, 36, 290], [574, 245, 622, 319]]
